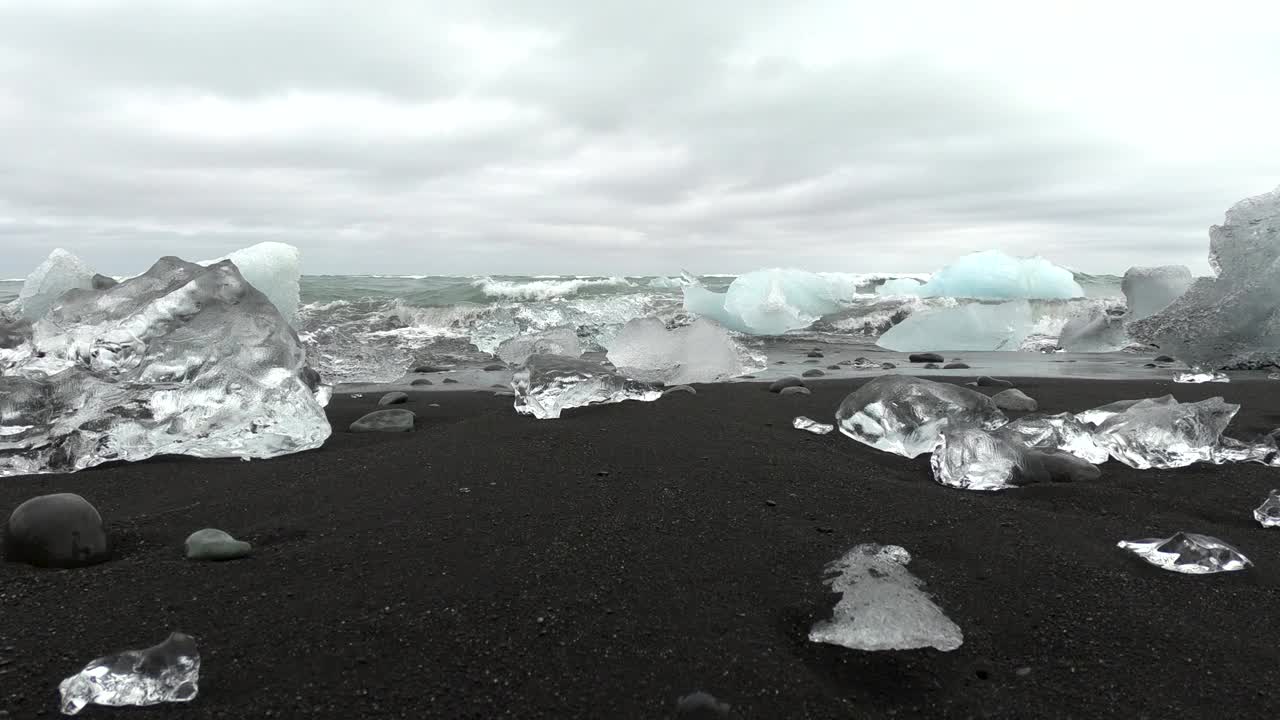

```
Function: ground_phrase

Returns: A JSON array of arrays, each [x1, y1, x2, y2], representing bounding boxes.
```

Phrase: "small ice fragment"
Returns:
[[58, 632, 200, 715], [511, 354, 661, 419], [1270, 372, 1280, 380], [1211, 436, 1276, 465], [809, 544, 963, 652], [1174, 368, 1229, 384], [793, 416, 834, 435], [1254, 490, 1280, 528], [1116, 532, 1250, 574], [835, 375, 1006, 458]]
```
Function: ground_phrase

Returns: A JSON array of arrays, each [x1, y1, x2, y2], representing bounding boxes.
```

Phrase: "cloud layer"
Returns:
[[1, 0, 1277, 276]]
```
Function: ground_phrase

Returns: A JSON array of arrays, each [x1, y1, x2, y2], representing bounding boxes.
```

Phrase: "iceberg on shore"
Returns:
[[876, 300, 1032, 352], [1121, 265, 1192, 321], [682, 269, 849, 335], [887, 250, 1083, 300], [603, 317, 764, 384]]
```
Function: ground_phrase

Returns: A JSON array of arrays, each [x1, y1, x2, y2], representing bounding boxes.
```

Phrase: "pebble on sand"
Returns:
[[943, 362, 970, 369], [484, 364, 507, 371], [769, 377, 806, 393], [3, 493, 110, 568], [442, 378, 460, 384], [378, 391, 409, 406], [185, 528, 252, 561], [779, 386, 812, 396], [350, 409, 416, 433], [991, 388, 1038, 411], [802, 369, 825, 378], [977, 376, 1015, 388], [410, 378, 434, 386], [663, 385, 698, 396], [909, 352, 944, 363]]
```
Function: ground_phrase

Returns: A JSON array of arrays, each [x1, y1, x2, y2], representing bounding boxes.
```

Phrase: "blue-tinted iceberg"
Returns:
[[876, 300, 1032, 352], [875, 277, 926, 296], [895, 250, 1083, 300], [199, 242, 302, 323], [682, 269, 850, 335]]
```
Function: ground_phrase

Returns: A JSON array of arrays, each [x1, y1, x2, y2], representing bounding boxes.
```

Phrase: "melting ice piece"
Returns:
[[903, 250, 1083, 300], [1211, 436, 1276, 465], [1058, 305, 1129, 352], [16, 248, 96, 321], [793, 416, 834, 435], [496, 327, 582, 366], [835, 376, 1006, 458], [876, 300, 1032, 352], [1121, 265, 1193, 321], [59, 632, 200, 715], [681, 269, 849, 335], [1127, 186, 1280, 370], [1116, 532, 1251, 574], [1, 256, 331, 477], [511, 353, 661, 419], [809, 544, 963, 652], [998, 413, 1110, 463], [604, 317, 765, 384], [1074, 395, 1177, 427], [1254, 490, 1280, 528], [1092, 397, 1238, 469], [1174, 368, 1229, 383], [931, 427, 1101, 491]]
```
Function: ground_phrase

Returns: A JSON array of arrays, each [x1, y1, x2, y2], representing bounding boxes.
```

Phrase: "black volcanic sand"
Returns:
[[3, 377, 1280, 719]]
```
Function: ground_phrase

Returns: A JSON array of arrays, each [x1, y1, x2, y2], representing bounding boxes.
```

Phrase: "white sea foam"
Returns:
[[473, 276, 633, 301]]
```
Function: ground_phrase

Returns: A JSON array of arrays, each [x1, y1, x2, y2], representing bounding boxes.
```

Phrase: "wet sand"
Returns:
[[2, 376, 1279, 718]]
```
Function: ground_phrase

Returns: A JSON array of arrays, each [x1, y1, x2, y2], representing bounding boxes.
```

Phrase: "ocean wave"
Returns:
[[472, 275, 634, 301]]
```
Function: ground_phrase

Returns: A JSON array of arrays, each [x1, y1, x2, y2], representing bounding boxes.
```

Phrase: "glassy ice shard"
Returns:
[[1211, 436, 1276, 465], [1174, 368, 1229, 384], [1254, 490, 1280, 528], [809, 544, 963, 652], [931, 427, 1100, 491], [1074, 395, 1177, 427], [835, 376, 1006, 458], [1116, 532, 1251, 574], [793, 416, 834, 435], [1093, 397, 1239, 469], [997, 412, 1110, 464], [59, 632, 200, 715], [511, 353, 661, 419]]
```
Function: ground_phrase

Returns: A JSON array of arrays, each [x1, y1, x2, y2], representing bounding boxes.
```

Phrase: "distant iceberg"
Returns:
[[682, 268, 853, 335], [885, 250, 1083, 300], [877, 300, 1033, 352]]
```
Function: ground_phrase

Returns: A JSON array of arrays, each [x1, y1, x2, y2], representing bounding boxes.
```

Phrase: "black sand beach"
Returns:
[[3, 376, 1280, 719]]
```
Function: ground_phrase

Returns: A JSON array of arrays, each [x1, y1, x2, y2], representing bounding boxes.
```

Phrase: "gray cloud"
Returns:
[[1, 0, 1277, 277]]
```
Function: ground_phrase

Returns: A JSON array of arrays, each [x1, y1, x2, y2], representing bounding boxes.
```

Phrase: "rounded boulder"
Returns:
[[3, 493, 110, 568]]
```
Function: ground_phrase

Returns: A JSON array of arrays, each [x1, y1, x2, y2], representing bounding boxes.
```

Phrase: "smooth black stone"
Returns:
[[378, 392, 409, 406], [924, 363, 940, 369], [806, 351, 824, 358], [908, 353, 944, 363], [3, 493, 110, 568], [442, 378, 460, 384], [410, 379, 434, 386], [801, 369, 825, 378], [350, 409, 415, 433], [483, 364, 507, 371], [768, 377, 806, 393], [1154, 355, 1175, 363], [412, 365, 452, 374], [827, 365, 841, 370], [977, 376, 1015, 388], [943, 362, 970, 369], [881, 362, 897, 369], [778, 386, 811, 396]]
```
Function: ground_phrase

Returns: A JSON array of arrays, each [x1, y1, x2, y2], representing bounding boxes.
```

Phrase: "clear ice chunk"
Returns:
[[809, 544, 963, 652], [495, 327, 582, 366], [998, 413, 1110, 463], [1121, 265, 1193, 321], [835, 376, 1007, 458], [1092, 397, 1238, 469], [931, 427, 1101, 491], [1174, 368, 1229, 383], [1127, 186, 1280, 370], [16, 248, 96, 321], [1057, 305, 1129, 352], [1, 256, 331, 477], [1116, 532, 1251, 574], [58, 632, 200, 715], [604, 317, 765, 384], [876, 300, 1033, 352], [1254, 489, 1280, 527], [793, 416, 834, 435], [1074, 395, 1178, 427], [1210, 436, 1276, 465], [511, 353, 661, 419]]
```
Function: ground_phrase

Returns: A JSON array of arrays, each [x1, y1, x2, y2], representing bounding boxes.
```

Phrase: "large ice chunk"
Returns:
[[199, 242, 301, 322], [603, 317, 765, 384], [809, 544, 963, 652], [998, 413, 1110, 463], [931, 427, 1101, 490], [1121, 265, 1193, 321], [897, 250, 1083, 300], [682, 269, 849, 335], [1116, 532, 1250, 574], [1091, 396, 1238, 469], [0, 256, 331, 477], [16, 249, 96, 321], [876, 300, 1032, 352], [59, 632, 199, 715], [511, 353, 661, 419], [495, 327, 582, 366], [835, 376, 1007, 458], [1127, 186, 1280, 369]]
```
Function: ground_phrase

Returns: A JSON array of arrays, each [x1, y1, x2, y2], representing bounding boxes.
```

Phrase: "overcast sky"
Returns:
[[1, 0, 1277, 277]]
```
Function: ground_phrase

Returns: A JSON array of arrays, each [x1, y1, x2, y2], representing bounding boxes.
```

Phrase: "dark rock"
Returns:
[[943, 362, 970, 369], [827, 365, 841, 370], [779, 386, 811, 396], [3, 493, 110, 568], [768, 377, 806, 393], [1154, 355, 1175, 363], [924, 363, 940, 369], [908, 352, 945, 363], [90, 274, 118, 290], [442, 378, 459, 384], [992, 388, 1038, 412], [880, 362, 896, 369], [350, 409, 415, 433], [774, 361, 787, 365], [378, 391, 409, 406], [806, 351, 824, 358], [412, 365, 452, 374], [494, 390, 515, 397], [977, 376, 1015, 388], [663, 385, 697, 396], [483, 364, 507, 371], [1143, 362, 1158, 368], [410, 379, 433, 386], [185, 528, 251, 561], [803, 359, 820, 364], [801, 369, 825, 378]]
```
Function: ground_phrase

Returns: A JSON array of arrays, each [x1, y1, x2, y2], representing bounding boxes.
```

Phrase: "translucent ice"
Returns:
[[495, 327, 582, 366], [995, 413, 1110, 464], [59, 632, 199, 715], [793, 416, 835, 435], [1121, 265, 1193, 321], [1127, 186, 1280, 369], [1211, 436, 1276, 465], [511, 353, 661, 419], [835, 376, 1006, 458], [1254, 490, 1280, 527], [875, 277, 926, 296], [199, 242, 301, 322], [0, 256, 331, 477], [901, 250, 1083, 300], [682, 269, 849, 335], [877, 300, 1032, 352], [931, 427, 1101, 490], [1092, 397, 1238, 469], [1074, 395, 1177, 427], [809, 544, 963, 652], [604, 317, 765, 384], [1116, 532, 1251, 574], [1174, 368, 1229, 384], [1057, 305, 1128, 352], [16, 249, 96, 321]]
